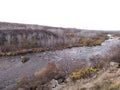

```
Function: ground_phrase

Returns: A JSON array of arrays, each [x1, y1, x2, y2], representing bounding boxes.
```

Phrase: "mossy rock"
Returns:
[[21, 56, 30, 63]]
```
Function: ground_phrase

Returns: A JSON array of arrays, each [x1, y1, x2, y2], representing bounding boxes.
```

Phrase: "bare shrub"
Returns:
[[15, 76, 38, 90], [12, 62, 60, 90], [16, 76, 29, 88], [89, 54, 110, 69], [58, 59, 86, 76], [34, 61, 60, 84], [109, 44, 120, 63]]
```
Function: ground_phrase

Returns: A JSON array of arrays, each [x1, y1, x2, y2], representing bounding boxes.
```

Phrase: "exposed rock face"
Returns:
[[0, 29, 79, 53], [0, 22, 80, 53], [0, 22, 109, 54]]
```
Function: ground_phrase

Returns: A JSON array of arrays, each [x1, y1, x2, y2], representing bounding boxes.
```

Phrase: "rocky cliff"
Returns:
[[0, 22, 107, 55]]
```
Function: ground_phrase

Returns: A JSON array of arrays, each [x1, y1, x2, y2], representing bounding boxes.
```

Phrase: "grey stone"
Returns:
[[110, 62, 119, 68], [49, 79, 59, 88]]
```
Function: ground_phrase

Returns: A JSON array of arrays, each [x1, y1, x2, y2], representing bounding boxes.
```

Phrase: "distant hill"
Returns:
[[0, 22, 80, 31]]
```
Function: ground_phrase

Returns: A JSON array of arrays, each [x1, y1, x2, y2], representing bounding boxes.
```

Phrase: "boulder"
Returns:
[[110, 62, 119, 68], [48, 79, 59, 88]]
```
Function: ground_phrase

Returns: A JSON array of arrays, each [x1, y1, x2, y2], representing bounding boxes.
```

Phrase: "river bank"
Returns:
[[0, 37, 120, 90]]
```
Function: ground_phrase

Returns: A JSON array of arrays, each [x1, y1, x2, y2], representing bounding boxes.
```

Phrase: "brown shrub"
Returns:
[[109, 44, 120, 63], [16, 76, 29, 87], [58, 59, 86, 76], [12, 62, 60, 90], [34, 62, 60, 84], [14, 76, 38, 90], [90, 54, 110, 69]]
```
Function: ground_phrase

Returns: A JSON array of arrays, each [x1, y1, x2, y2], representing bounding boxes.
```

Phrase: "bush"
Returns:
[[58, 59, 86, 76], [89, 54, 110, 69], [13, 62, 60, 90], [15, 76, 39, 90], [70, 67, 99, 80], [16, 76, 29, 87], [109, 45, 120, 63], [34, 62, 60, 84], [91, 81, 120, 90]]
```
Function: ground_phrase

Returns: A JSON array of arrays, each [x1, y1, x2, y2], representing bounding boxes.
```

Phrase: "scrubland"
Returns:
[[0, 22, 120, 90], [7, 45, 120, 90]]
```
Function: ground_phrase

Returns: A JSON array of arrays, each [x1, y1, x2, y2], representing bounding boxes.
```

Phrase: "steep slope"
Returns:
[[0, 22, 108, 56]]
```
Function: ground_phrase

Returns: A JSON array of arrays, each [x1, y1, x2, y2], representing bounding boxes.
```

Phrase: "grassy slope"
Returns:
[[62, 62, 120, 90]]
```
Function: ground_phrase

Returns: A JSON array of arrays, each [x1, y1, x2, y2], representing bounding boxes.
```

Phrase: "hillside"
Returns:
[[0, 22, 120, 90], [0, 22, 108, 56], [0, 22, 80, 31], [61, 62, 120, 90]]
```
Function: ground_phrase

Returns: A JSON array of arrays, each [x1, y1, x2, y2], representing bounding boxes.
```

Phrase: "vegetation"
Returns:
[[34, 62, 60, 83], [1, 22, 120, 90], [62, 44, 120, 90], [12, 55, 108, 89], [109, 44, 120, 64], [70, 67, 99, 80], [0, 34, 107, 56], [8, 43, 120, 90], [78, 35, 107, 46], [0, 24, 108, 56], [91, 81, 120, 90], [12, 62, 61, 90]]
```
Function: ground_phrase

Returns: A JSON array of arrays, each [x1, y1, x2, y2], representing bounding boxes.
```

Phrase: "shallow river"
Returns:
[[0, 38, 120, 90]]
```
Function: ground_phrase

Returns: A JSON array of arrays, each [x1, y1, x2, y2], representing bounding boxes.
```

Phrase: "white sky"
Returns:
[[0, 0, 120, 30]]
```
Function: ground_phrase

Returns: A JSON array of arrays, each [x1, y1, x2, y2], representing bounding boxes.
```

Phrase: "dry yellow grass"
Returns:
[[62, 62, 120, 90]]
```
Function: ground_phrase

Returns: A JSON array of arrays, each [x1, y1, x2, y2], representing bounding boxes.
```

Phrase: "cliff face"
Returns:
[[0, 30, 57, 47], [0, 22, 107, 55], [0, 29, 78, 52], [0, 22, 80, 53]]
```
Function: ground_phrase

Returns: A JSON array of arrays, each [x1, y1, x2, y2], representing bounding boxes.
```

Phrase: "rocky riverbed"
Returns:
[[0, 38, 120, 90]]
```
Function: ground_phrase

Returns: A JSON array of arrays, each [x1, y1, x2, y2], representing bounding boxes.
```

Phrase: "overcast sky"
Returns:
[[0, 0, 120, 30]]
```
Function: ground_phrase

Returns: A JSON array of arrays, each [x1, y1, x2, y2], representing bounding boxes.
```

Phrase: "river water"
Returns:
[[0, 38, 120, 89]]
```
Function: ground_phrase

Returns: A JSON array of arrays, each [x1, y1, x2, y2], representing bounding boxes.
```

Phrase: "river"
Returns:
[[0, 37, 120, 90]]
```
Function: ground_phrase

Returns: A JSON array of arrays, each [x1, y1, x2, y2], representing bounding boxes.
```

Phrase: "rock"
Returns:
[[92, 75, 97, 79], [21, 56, 30, 63], [64, 77, 72, 83], [110, 62, 119, 68], [49, 79, 59, 88], [84, 83, 94, 89], [10, 59, 15, 62], [57, 79, 64, 84], [52, 84, 65, 90]]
